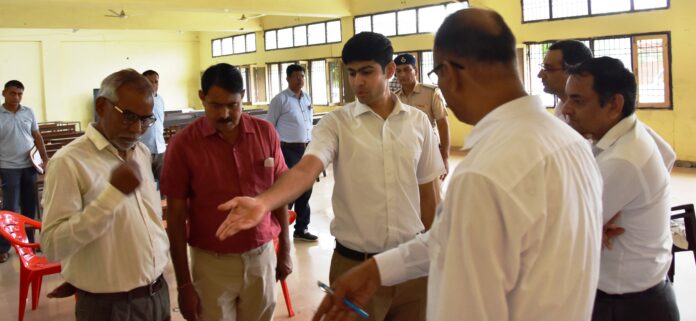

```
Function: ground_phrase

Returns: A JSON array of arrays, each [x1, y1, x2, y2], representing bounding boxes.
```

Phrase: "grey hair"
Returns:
[[97, 69, 154, 102]]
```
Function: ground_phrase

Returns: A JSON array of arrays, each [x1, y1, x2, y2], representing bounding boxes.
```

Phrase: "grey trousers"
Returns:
[[591, 280, 680, 321], [75, 279, 171, 321]]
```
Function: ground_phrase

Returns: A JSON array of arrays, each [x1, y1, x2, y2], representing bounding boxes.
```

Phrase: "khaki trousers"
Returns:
[[329, 251, 427, 321], [190, 242, 276, 321]]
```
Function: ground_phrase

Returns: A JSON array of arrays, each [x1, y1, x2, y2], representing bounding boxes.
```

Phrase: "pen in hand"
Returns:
[[317, 280, 369, 319]]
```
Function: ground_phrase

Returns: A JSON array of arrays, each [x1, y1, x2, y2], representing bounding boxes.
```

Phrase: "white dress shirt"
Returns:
[[305, 95, 444, 253], [375, 95, 603, 321], [593, 114, 673, 294], [140, 94, 167, 154], [41, 124, 170, 293]]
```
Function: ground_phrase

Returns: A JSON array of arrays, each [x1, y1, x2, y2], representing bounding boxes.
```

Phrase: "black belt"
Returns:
[[77, 275, 165, 301], [335, 241, 379, 261], [597, 280, 667, 299], [281, 142, 308, 148]]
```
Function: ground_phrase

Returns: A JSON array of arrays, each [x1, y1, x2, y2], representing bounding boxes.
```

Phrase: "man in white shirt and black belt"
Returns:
[[563, 56, 679, 321], [308, 8, 604, 321], [216, 31, 444, 321], [41, 69, 170, 321]]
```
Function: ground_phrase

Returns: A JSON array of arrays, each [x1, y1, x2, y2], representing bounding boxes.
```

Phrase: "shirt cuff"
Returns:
[[374, 248, 409, 287], [93, 184, 128, 213]]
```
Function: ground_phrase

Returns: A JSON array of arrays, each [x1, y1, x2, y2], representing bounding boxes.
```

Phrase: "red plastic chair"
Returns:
[[0, 211, 62, 321], [274, 210, 297, 317]]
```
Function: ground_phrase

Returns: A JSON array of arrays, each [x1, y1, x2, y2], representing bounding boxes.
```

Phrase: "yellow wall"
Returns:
[[0, 29, 201, 128]]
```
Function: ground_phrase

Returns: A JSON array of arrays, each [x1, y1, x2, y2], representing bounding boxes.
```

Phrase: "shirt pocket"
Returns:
[[21, 118, 33, 134], [396, 141, 420, 186]]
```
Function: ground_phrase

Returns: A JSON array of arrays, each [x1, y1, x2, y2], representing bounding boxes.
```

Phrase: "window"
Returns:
[[266, 30, 277, 50], [327, 20, 342, 43], [211, 32, 257, 57], [252, 66, 268, 104], [269, 64, 282, 99], [522, 0, 669, 22], [294, 26, 307, 46], [420, 51, 436, 85], [310, 60, 329, 105], [328, 60, 343, 104], [523, 32, 672, 108], [307, 23, 326, 45], [265, 20, 341, 51], [397, 9, 417, 35], [354, 2, 469, 37], [238, 66, 251, 104], [277, 28, 294, 49], [373, 12, 397, 37]]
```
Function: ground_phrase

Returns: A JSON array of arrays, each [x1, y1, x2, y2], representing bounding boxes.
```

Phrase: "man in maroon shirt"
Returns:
[[160, 63, 291, 321]]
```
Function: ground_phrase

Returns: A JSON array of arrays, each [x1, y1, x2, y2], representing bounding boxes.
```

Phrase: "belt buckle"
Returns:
[[148, 278, 159, 296]]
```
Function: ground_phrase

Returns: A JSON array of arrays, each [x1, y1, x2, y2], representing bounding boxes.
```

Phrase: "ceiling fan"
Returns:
[[105, 9, 129, 19], [238, 13, 265, 21]]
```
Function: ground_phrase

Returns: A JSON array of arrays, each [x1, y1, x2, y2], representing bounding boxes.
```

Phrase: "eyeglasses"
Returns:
[[538, 64, 565, 73], [109, 102, 157, 129], [427, 60, 465, 84]]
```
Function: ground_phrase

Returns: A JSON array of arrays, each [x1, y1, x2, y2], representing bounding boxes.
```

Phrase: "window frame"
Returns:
[[264, 19, 342, 51], [523, 31, 673, 109], [211, 32, 257, 58], [521, 0, 670, 23], [353, 1, 468, 38]]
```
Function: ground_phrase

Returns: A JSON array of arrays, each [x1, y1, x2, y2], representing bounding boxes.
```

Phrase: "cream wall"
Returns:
[[0, 29, 201, 128], [200, 0, 696, 161]]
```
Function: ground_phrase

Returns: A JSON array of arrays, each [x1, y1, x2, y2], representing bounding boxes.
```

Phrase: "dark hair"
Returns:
[[4, 80, 24, 90], [342, 32, 393, 70], [201, 63, 244, 95], [434, 9, 516, 64], [286, 64, 305, 78], [548, 40, 593, 67], [142, 70, 159, 77], [567, 57, 637, 118]]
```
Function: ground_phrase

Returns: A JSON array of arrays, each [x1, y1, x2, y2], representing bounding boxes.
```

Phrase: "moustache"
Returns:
[[217, 117, 233, 124]]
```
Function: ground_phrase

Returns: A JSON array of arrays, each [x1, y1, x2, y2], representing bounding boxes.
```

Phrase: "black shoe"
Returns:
[[293, 230, 318, 242]]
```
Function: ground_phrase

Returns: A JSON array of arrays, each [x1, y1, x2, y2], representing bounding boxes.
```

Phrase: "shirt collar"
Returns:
[[464, 95, 544, 150], [352, 94, 410, 118], [200, 113, 254, 137], [283, 88, 305, 99], [0, 104, 24, 113], [593, 114, 637, 154], [86, 123, 119, 152]]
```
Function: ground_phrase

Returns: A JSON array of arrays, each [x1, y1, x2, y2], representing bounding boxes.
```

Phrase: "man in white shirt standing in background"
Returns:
[[563, 56, 679, 321], [141, 69, 166, 185], [267, 64, 318, 241]]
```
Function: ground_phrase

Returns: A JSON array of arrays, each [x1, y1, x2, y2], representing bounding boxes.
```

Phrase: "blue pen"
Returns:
[[317, 281, 369, 319]]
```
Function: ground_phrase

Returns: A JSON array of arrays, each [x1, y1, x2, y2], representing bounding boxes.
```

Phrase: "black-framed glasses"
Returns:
[[538, 63, 565, 73], [109, 101, 157, 129], [427, 60, 465, 84]]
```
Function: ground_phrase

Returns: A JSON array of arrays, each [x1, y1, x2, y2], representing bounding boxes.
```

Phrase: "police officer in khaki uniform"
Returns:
[[394, 53, 450, 202]]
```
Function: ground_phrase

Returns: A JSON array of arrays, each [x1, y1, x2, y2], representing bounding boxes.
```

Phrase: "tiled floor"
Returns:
[[1, 150, 694, 321]]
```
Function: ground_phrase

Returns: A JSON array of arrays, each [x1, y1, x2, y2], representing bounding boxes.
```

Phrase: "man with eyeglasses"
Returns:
[[41, 69, 171, 321], [308, 8, 602, 321], [160, 63, 291, 321], [537, 40, 593, 121]]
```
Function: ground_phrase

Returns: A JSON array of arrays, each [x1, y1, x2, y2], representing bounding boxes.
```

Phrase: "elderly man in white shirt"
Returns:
[[216, 32, 444, 321], [214, 8, 604, 321], [563, 56, 679, 321], [41, 69, 170, 321]]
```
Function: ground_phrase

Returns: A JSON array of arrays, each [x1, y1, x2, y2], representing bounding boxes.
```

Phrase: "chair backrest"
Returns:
[[0, 211, 42, 258], [671, 204, 696, 251]]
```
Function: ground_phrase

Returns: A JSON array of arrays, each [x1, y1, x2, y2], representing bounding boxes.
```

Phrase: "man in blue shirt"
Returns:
[[140, 70, 167, 184], [266, 64, 317, 241], [0, 80, 48, 263]]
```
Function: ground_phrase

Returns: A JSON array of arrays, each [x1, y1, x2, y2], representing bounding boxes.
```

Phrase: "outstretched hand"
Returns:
[[313, 259, 381, 321], [215, 196, 268, 240]]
